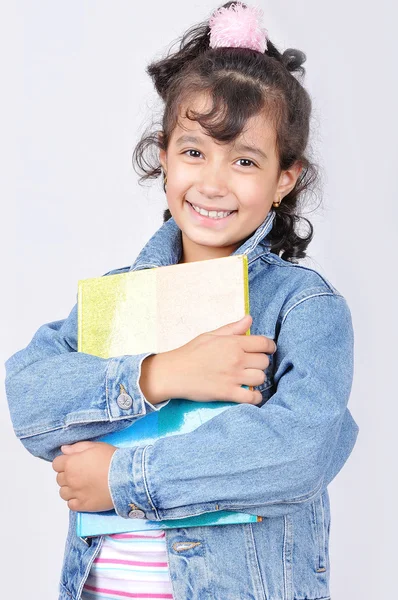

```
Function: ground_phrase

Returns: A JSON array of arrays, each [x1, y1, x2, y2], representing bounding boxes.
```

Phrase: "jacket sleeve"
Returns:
[[4, 268, 170, 463], [108, 292, 359, 519]]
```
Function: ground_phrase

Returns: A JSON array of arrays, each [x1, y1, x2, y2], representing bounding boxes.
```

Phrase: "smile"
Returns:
[[186, 200, 237, 220]]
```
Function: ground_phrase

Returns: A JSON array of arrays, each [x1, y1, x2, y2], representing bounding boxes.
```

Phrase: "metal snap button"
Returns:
[[128, 509, 146, 519], [117, 392, 133, 410]]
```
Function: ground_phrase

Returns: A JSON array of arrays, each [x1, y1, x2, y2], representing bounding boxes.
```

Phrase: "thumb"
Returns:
[[210, 314, 252, 336], [61, 441, 98, 454]]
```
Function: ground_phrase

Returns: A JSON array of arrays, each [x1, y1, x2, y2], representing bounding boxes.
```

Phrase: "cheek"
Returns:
[[167, 170, 191, 195], [170, 160, 191, 181], [237, 184, 269, 210], [241, 175, 274, 201]]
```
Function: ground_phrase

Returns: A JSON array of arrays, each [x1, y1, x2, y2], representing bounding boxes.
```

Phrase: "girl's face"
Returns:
[[159, 94, 301, 264]]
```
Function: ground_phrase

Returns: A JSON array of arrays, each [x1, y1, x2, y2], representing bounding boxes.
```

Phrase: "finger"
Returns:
[[59, 486, 75, 501], [61, 441, 97, 454], [240, 335, 277, 355], [52, 455, 67, 473], [211, 314, 252, 336], [240, 368, 267, 388], [56, 472, 67, 487], [243, 353, 270, 371], [229, 386, 263, 405], [67, 498, 80, 511]]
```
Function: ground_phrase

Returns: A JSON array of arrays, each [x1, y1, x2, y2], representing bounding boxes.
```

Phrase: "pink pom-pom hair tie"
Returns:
[[209, 3, 268, 53]]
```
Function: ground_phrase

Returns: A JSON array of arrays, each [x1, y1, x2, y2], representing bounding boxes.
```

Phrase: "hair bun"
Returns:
[[146, 22, 210, 100], [281, 48, 307, 74]]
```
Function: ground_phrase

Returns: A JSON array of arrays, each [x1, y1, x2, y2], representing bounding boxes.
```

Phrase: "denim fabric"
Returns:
[[4, 209, 358, 600]]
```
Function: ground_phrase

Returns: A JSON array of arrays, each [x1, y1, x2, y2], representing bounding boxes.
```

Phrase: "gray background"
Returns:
[[1, 1, 396, 598]]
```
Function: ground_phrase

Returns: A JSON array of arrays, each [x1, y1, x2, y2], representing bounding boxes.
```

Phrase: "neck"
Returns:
[[178, 231, 243, 264]]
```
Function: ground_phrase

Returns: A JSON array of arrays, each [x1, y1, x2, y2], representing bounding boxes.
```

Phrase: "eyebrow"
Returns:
[[175, 134, 268, 160], [175, 135, 204, 147], [233, 142, 268, 161]]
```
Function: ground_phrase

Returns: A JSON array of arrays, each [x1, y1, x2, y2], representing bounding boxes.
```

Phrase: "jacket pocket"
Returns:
[[311, 491, 330, 573]]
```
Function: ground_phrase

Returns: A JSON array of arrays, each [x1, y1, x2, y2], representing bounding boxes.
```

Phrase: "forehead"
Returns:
[[171, 92, 276, 151]]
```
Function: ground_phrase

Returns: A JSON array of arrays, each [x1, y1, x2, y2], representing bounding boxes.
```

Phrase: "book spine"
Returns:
[[242, 255, 253, 392], [77, 281, 83, 353]]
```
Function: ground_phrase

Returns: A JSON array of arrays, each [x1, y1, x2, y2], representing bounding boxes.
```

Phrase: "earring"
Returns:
[[273, 195, 282, 207]]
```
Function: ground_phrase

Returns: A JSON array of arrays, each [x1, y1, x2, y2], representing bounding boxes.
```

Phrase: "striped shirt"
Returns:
[[81, 529, 174, 600]]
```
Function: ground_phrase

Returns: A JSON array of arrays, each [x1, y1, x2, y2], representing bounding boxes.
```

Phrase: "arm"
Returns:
[[4, 268, 170, 463], [108, 292, 359, 519]]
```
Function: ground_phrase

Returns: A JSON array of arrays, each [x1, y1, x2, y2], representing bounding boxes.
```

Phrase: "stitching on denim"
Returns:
[[17, 413, 143, 439], [105, 357, 113, 421], [248, 522, 268, 600], [248, 250, 269, 265], [243, 213, 274, 256], [154, 507, 226, 520], [312, 496, 328, 573], [283, 515, 293, 600], [281, 292, 337, 326], [221, 477, 324, 510], [260, 254, 340, 294], [318, 494, 327, 571], [202, 534, 212, 599], [283, 515, 288, 600], [311, 499, 319, 567], [76, 535, 105, 599], [141, 445, 160, 519]]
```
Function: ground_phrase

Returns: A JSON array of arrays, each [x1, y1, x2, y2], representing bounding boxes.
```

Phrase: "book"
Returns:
[[76, 254, 262, 537]]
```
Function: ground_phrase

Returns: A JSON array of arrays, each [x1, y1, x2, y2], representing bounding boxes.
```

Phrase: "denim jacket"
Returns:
[[5, 209, 358, 600]]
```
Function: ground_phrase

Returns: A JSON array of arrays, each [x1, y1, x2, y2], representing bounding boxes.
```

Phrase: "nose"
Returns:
[[196, 162, 229, 198]]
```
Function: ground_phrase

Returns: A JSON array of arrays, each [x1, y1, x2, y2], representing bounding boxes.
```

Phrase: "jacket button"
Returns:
[[128, 509, 146, 519], [117, 392, 133, 410]]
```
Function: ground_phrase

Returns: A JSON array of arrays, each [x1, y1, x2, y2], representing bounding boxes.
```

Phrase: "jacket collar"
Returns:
[[130, 209, 276, 272]]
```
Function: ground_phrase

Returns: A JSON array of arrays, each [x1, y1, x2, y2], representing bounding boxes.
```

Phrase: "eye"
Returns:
[[236, 158, 256, 168], [182, 150, 256, 168], [183, 149, 202, 158]]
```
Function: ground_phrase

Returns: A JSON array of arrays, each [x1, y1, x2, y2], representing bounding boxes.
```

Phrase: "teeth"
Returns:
[[189, 202, 234, 219]]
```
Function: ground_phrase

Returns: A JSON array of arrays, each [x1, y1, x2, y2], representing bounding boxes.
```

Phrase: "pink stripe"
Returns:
[[84, 584, 173, 598], [94, 558, 168, 567], [111, 532, 166, 540]]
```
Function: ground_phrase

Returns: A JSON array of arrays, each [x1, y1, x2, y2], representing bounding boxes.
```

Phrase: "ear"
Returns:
[[276, 161, 303, 199], [159, 147, 167, 172], [158, 132, 167, 172]]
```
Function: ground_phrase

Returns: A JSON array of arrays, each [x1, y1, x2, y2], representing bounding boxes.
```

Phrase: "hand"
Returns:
[[161, 314, 276, 405], [52, 441, 117, 512]]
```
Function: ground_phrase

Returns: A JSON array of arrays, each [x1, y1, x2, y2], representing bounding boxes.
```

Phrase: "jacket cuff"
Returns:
[[106, 352, 171, 420], [108, 445, 159, 520]]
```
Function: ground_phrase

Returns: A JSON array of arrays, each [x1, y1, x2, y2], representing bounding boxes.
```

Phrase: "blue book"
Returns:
[[76, 398, 262, 537]]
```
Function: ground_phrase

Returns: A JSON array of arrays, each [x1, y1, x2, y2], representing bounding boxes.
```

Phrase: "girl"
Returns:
[[5, 2, 358, 599]]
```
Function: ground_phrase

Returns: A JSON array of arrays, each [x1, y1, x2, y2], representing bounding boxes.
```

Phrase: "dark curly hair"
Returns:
[[132, 1, 321, 262]]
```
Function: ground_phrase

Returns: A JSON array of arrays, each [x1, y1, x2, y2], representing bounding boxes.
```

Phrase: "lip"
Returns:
[[185, 200, 237, 227]]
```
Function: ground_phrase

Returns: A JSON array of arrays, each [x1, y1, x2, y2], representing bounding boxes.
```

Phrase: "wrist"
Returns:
[[139, 352, 173, 405]]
